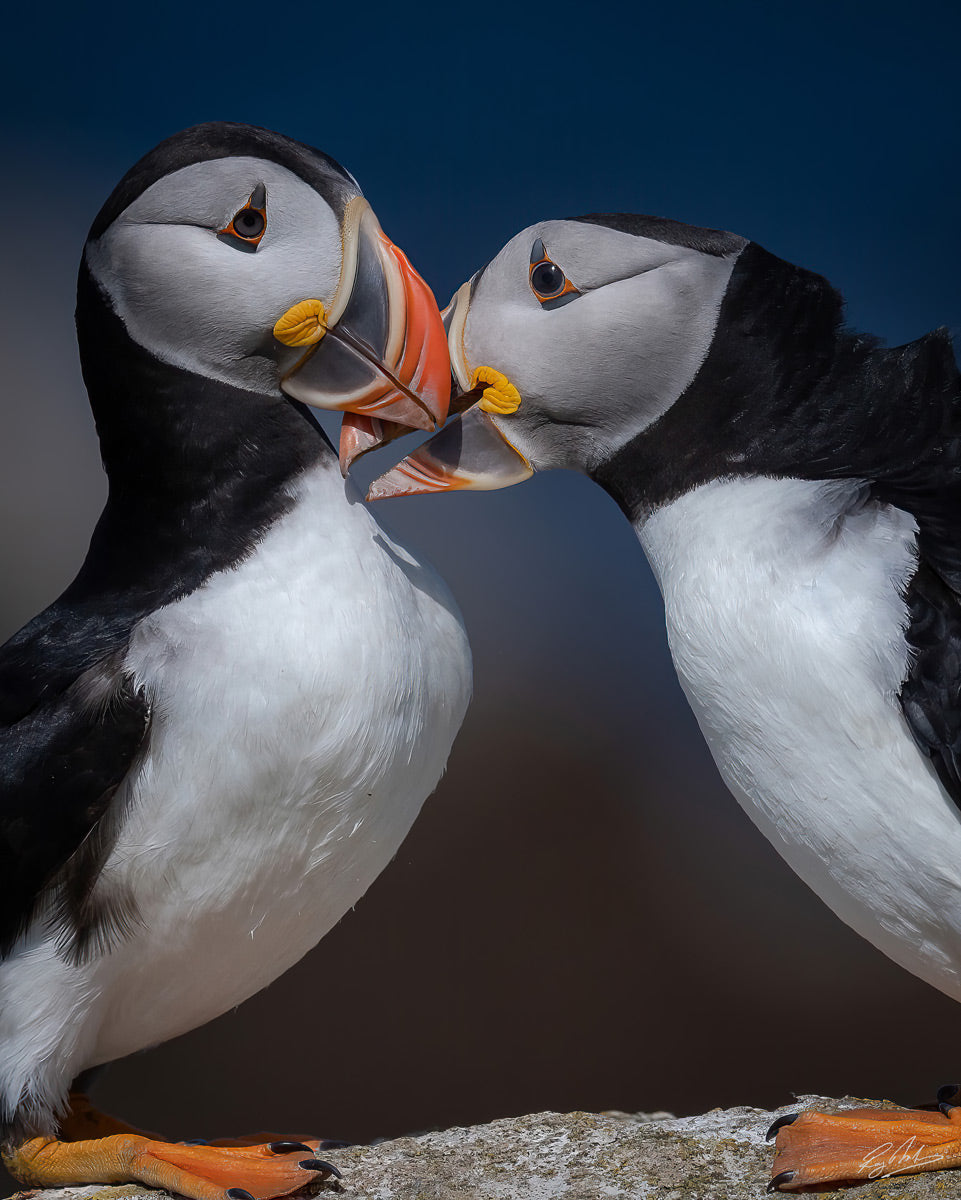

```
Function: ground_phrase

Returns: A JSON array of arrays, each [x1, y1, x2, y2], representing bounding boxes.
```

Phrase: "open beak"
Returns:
[[278, 198, 450, 473], [366, 402, 534, 499], [366, 280, 534, 500]]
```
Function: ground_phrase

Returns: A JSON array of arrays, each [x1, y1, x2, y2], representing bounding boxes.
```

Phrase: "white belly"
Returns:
[[0, 461, 470, 1120], [638, 476, 961, 1001]]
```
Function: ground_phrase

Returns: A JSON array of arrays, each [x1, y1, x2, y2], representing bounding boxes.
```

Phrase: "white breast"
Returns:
[[0, 460, 470, 1123], [638, 476, 961, 1000]]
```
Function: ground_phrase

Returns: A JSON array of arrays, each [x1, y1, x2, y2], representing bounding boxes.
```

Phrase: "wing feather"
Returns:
[[900, 561, 961, 811], [0, 612, 151, 960]]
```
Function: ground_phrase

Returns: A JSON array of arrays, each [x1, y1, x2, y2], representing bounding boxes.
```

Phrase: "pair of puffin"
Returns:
[[5, 119, 961, 1198], [0, 123, 470, 1199], [372, 216, 961, 1189]]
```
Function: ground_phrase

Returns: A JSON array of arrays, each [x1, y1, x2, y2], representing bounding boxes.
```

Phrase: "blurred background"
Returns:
[[2, 0, 960, 1174]]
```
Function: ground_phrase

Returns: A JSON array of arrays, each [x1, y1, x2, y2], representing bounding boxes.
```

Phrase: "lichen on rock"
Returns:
[[6, 1098, 959, 1200]]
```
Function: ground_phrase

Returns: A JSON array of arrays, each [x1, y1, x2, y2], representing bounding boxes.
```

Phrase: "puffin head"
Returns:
[[81, 122, 450, 473], [366, 213, 746, 499]]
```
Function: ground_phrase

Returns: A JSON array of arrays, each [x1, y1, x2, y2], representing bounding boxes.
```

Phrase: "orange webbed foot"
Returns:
[[768, 1101, 961, 1190], [2, 1133, 339, 1200]]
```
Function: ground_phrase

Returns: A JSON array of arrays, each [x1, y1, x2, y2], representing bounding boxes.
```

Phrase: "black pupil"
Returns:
[[531, 260, 565, 297], [234, 209, 264, 238]]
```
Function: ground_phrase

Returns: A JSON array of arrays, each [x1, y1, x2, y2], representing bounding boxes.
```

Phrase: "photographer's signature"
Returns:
[[861, 1136, 943, 1180]]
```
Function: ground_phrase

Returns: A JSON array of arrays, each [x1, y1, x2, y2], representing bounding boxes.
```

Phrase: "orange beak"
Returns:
[[366, 402, 534, 500], [278, 200, 451, 473]]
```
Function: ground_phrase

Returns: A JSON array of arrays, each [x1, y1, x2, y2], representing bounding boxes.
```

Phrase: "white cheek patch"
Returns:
[[576, 253, 739, 437], [86, 158, 347, 395], [462, 240, 741, 469]]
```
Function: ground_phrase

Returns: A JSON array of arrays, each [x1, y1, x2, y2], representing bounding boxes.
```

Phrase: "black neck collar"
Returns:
[[67, 261, 332, 607], [594, 242, 961, 583]]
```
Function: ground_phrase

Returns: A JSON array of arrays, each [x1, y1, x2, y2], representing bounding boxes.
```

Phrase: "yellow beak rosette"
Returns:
[[273, 299, 328, 348]]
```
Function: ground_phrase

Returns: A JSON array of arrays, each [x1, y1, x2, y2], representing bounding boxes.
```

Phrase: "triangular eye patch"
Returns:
[[529, 240, 580, 309]]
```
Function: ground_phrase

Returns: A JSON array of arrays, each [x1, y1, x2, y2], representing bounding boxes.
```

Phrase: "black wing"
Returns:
[[879, 335, 961, 812], [900, 562, 961, 810], [0, 600, 151, 963]]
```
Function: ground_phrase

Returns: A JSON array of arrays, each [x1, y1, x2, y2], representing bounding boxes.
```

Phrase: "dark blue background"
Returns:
[[2, 0, 960, 1151]]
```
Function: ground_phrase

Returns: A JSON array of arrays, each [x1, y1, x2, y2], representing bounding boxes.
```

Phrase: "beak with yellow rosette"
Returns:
[[275, 199, 450, 473], [366, 279, 534, 499], [366, 366, 533, 500]]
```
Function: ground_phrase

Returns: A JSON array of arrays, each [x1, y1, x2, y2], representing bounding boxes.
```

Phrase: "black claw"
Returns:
[[766, 1113, 798, 1141], [227, 1190, 256, 1200], [268, 1141, 313, 1155], [941, 1101, 956, 1116], [767, 1171, 796, 1193], [299, 1159, 342, 1179], [318, 1139, 351, 1151], [938, 1083, 961, 1105]]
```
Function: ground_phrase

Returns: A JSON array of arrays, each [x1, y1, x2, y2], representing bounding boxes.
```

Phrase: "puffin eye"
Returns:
[[530, 260, 566, 298], [233, 209, 265, 239], [218, 185, 268, 250], [528, 240, 580, 308]]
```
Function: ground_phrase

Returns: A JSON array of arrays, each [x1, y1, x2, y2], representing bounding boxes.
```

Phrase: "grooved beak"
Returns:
[[278, 199, 450, 472], [366, 402, 534, 500]]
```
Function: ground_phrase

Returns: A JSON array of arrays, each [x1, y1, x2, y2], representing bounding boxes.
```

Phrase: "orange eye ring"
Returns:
[[218, 185, 267, 248], [528, 238, 579, 304]]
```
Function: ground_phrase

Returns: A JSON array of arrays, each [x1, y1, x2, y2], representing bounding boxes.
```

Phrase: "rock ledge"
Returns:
[[7, 1097, 958, 1200]]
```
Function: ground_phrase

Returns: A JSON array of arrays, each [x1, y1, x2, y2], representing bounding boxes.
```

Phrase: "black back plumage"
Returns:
[[594, 238, 961, 811], [0, 129, 337, 961]]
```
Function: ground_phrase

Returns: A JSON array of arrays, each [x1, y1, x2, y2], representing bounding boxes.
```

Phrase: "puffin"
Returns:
[[0, 122, 471, 1200], [368, 214, 961, 1190]]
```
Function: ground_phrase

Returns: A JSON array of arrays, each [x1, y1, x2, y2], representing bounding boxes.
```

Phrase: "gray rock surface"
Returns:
[[6, 1097, 960, 1200]]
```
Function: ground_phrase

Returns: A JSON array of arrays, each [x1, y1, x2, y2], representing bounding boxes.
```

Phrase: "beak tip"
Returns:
[[365, 478, 391, 502], [411, 409, 438, 433]]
